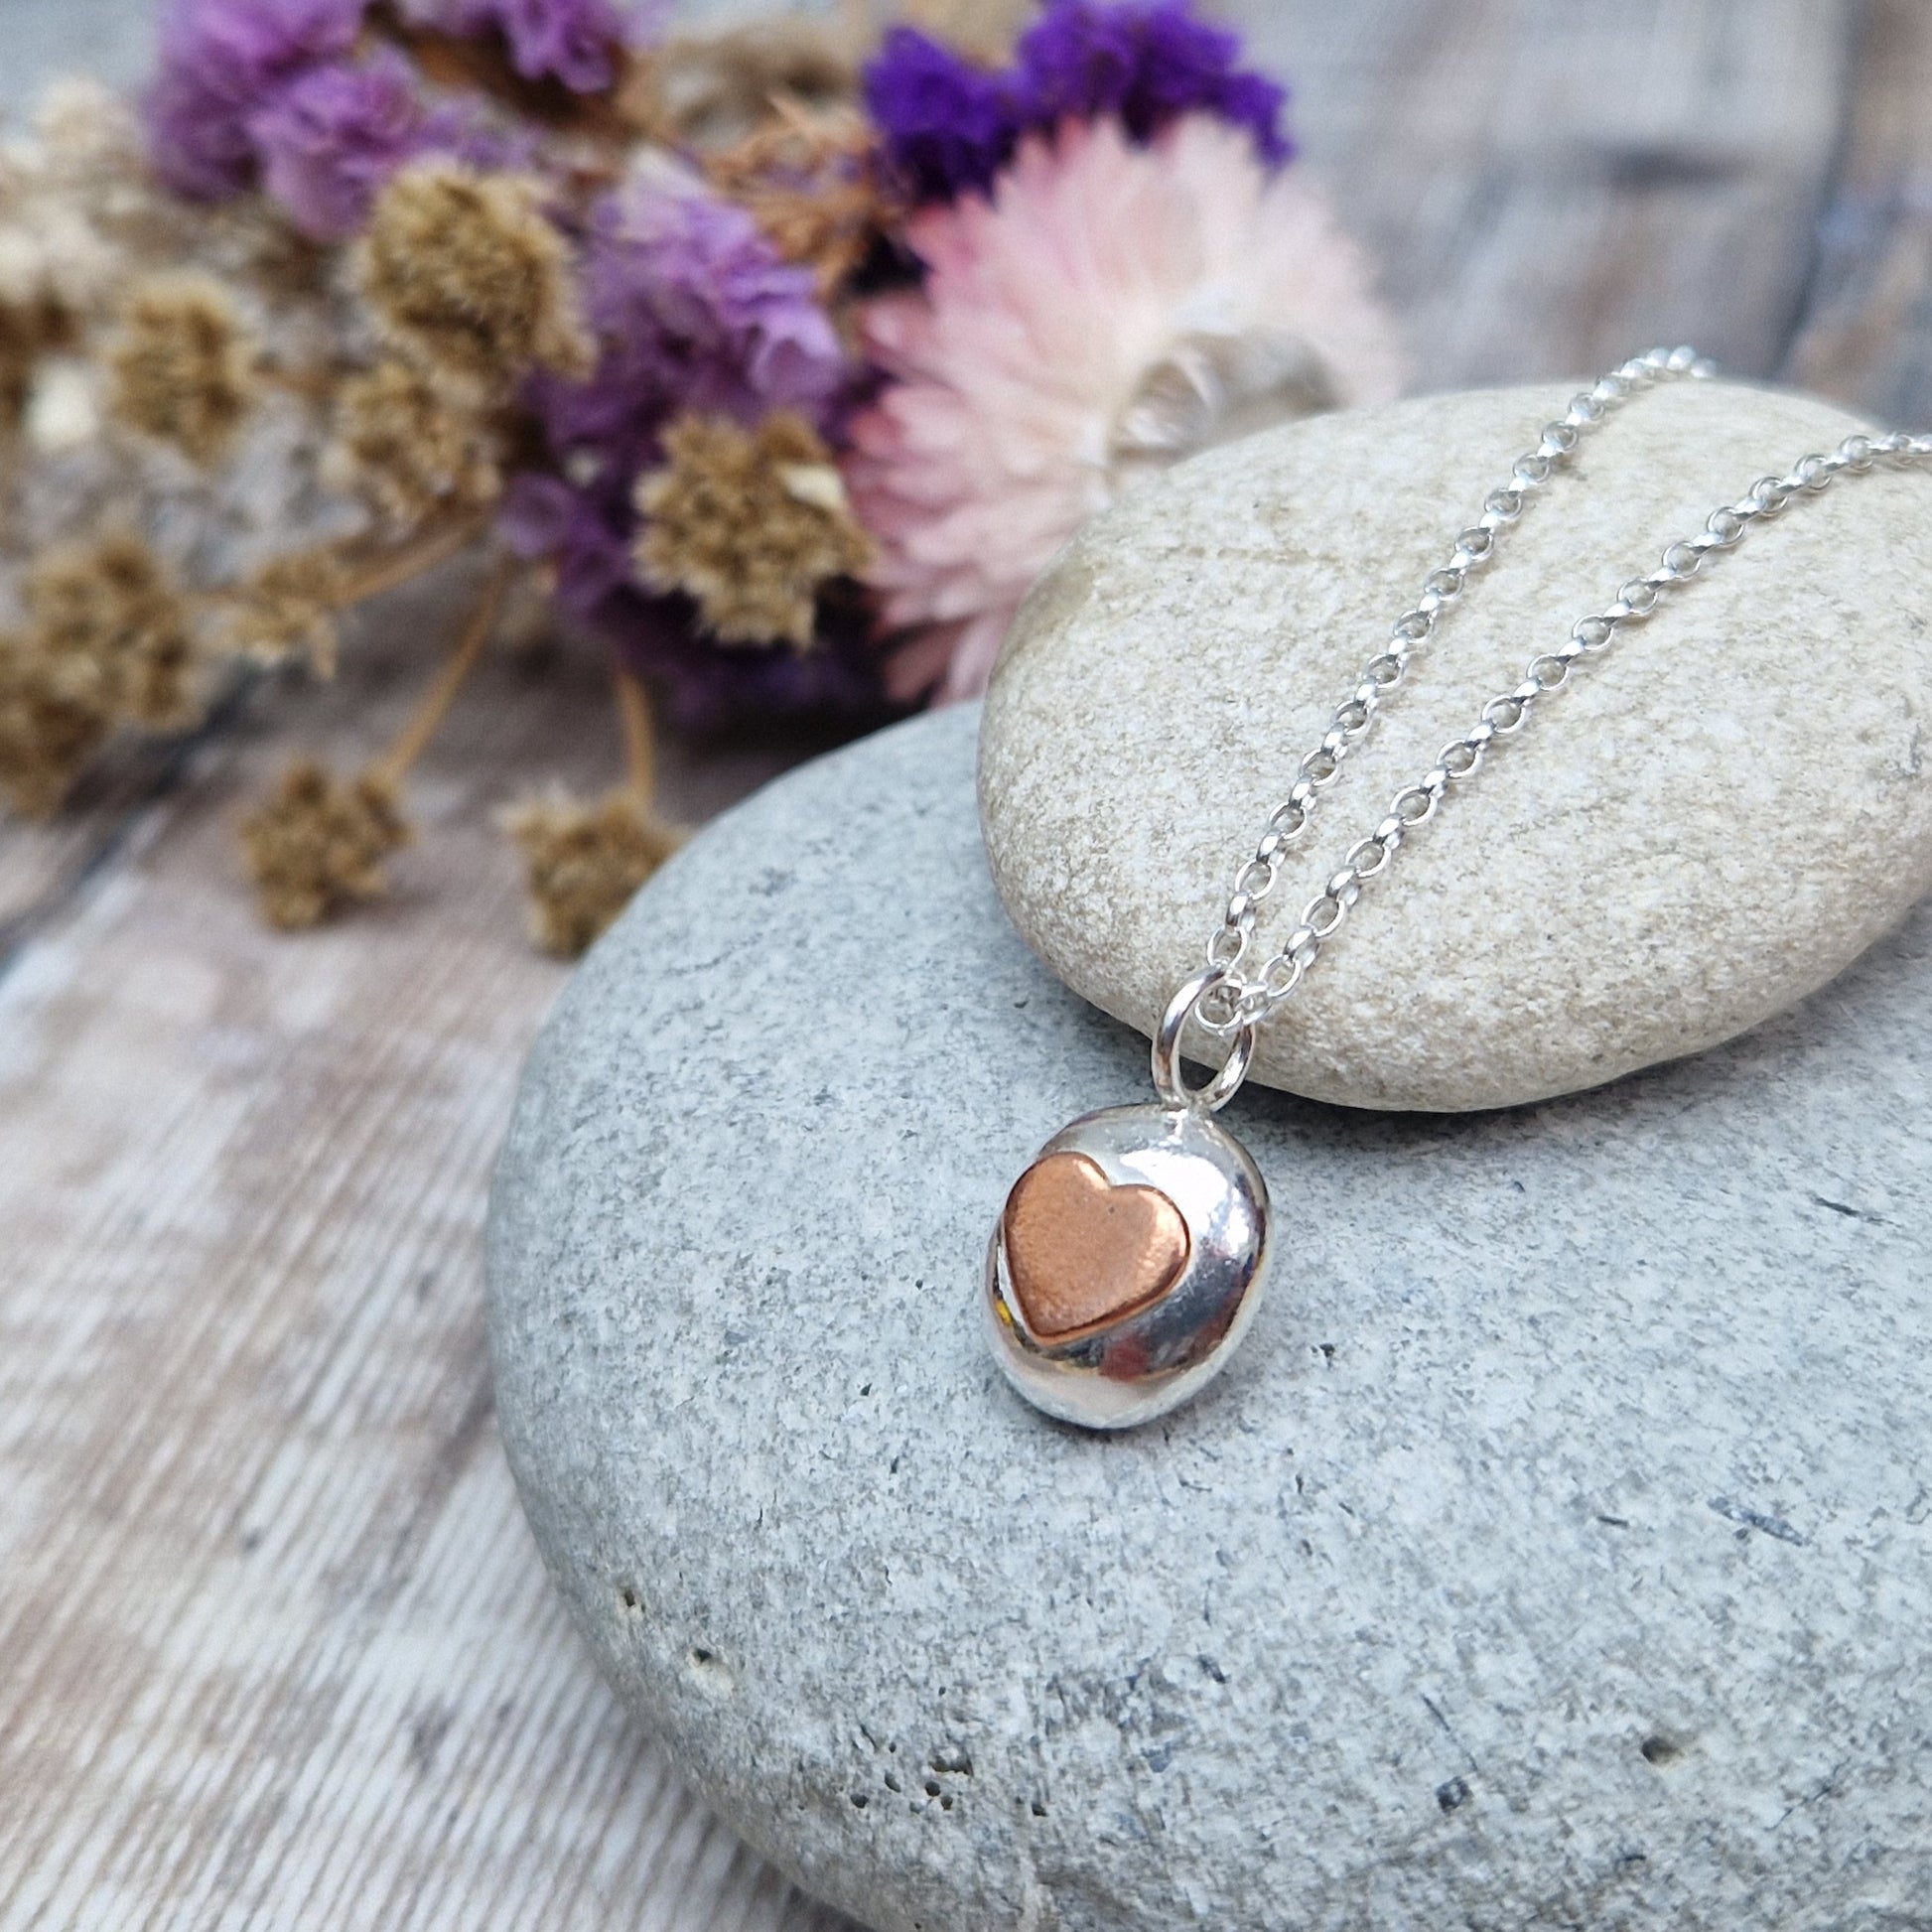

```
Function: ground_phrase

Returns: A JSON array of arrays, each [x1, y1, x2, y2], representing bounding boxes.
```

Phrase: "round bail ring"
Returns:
[[1152, 971, 1257, 1113]]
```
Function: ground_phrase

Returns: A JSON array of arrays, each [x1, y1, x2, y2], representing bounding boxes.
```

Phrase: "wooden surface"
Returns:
[[4, 3, 1931, 1927]]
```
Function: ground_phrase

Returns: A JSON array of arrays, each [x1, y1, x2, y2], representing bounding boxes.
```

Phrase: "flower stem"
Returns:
[[372, 554, 516, 785], [615, 667, 657, 806], [339, 513, 490, 606]]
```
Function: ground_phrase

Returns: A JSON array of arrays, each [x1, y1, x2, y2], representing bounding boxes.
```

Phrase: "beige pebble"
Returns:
[[981, 378, 1932, 1110]]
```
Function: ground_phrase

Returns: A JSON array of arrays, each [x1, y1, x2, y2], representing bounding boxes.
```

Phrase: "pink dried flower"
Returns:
[[844, 114, 1405, 702]]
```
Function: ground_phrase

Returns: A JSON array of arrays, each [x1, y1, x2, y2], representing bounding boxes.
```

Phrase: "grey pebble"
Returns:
[[490, 702, 1932, 1932]]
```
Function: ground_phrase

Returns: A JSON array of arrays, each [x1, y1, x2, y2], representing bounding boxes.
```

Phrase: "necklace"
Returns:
[[984, 345, 1932, 1430]]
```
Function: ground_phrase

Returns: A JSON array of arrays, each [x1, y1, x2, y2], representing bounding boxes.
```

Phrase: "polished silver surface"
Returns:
[[1152, 970, 1255, 1112], [986, 1103, 1270, 1432]]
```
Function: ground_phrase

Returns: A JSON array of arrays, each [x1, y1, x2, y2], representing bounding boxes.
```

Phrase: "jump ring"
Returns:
[[1152, 972, 1257, 1113]]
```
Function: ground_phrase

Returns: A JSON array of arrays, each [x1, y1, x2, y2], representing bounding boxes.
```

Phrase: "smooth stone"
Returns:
[[980, 377, 1932, 1111], [489, 703, 1932, 1932]]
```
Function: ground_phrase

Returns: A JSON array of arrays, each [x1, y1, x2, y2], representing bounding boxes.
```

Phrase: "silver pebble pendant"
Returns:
[[986, 975, 1270, 1430]]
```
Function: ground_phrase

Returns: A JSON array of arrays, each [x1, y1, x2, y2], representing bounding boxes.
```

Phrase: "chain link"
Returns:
[[1188, 346, 1932, 1039]]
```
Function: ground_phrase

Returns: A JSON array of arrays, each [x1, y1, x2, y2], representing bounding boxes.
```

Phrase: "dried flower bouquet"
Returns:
[[0, 0, 1401, 952]]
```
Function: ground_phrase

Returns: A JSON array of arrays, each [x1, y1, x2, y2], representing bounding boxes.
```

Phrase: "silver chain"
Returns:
[[1181, 344, 1932, 1056]]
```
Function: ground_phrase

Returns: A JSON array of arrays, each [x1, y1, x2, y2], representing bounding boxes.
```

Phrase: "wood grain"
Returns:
[[3, 2, 1928, 1927], [1783, 0, 1932, 422], [0, 582, 852, 1932], [1247, 0, 1859, 384]]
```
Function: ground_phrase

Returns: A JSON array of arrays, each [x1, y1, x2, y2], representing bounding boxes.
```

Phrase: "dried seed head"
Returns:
[[704, 102, 890, 298], [356, 164, 591, 397], [502, 788, 682, 957], [216, 553, 345, 677], [24, 533, 200, 730], [330, 358, 502, 528], [623, 22, 862, 151], [633, 411, 870, 649], [106, 272, 260, 465], [0, 630, 110, 817], [896, 0, 1033, 60], [33, 75, 146, 183], [0, 293, 75, 425], [239, 760, 412, 930]]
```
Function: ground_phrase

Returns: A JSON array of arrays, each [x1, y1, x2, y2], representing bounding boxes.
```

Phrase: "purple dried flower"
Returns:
[[147, 0, 367, 199], [400, 0, 655, 93], [247, 49, 430, 239], [499, 477, 887, 727], [863, 27, 1020, 204], [502, 176, 871, 725], [529, 174, 848, 481], [861, 0, 1292, 206], [607, 583, 891, 732], [494, 0, 633, 91], [1015, 0, 1291, 164], [499, 473, 635, 615]]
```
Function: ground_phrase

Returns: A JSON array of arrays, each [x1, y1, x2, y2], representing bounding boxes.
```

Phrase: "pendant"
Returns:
[[984, 975, 1271, 1431]]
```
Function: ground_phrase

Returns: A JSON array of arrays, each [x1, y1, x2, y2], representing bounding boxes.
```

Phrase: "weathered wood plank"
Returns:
[[0, 606, 854, 1930], [0, 0, 152, 115], [1782, 0, 1932, 422], [1251, 0, 1859, 385]]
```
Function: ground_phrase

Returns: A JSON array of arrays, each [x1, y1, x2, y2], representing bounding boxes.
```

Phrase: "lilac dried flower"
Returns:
[[862, 26, 1019, 203], [401, 0, 654, 93], [863, 0, 1291, 205], [528, 172, 847, 483], [146, 0, 367, 200], [1014, 0, 1290, 164], [246, 48, 431, 240], [499, 472, 635, 615], [506, 174, 854, 716], [493, 0, 646, 91]]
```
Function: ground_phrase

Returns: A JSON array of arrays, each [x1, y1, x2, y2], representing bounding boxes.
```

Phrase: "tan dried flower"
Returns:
[[503, 789, 682, 957], [0, 294, 73, 424], [331, 358, 501, 527], [705, 101, 890, 298], [106, 273, 260, 465], [23, 533, 200, 730], [0, 78, 133, 392], [217, 553, 345, 677], [32, 75, 146, 184], [0, 630, 109, 817], [356, 164, 591, 397], [239, 759, 411, 929], [634, 412, 870, 649]]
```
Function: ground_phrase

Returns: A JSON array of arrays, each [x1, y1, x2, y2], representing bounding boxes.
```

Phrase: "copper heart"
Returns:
[[1002, 1152, 1190, 1342]]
